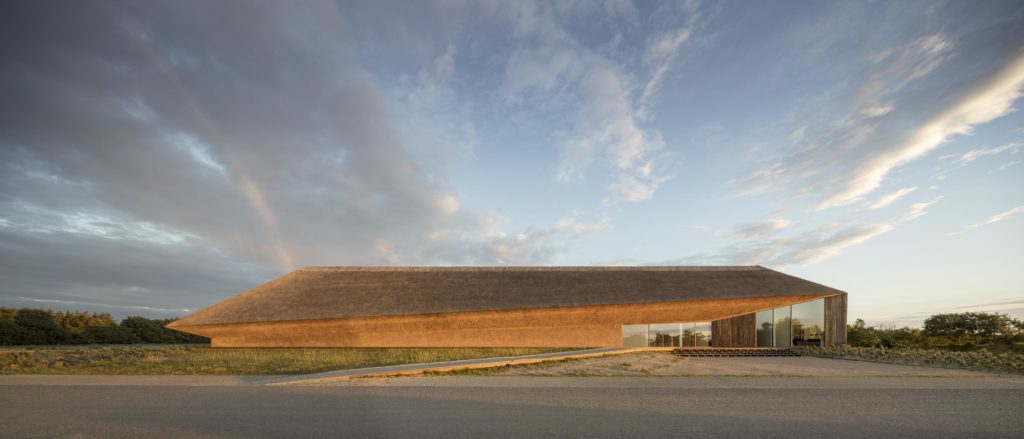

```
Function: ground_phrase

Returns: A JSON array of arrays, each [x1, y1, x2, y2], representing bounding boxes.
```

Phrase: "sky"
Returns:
[[1, 1, 1022, 327]]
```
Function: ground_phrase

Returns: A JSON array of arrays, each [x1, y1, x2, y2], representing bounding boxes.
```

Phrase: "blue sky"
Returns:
[[1, 1, 1022, 326]]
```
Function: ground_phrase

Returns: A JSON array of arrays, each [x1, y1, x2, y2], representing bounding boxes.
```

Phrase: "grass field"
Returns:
[[0, 345, 570, 375]]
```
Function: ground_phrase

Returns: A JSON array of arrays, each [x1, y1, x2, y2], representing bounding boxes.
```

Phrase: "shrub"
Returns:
[[82, 325, 141, 344], [804, 345, 1024, 374], [0, 308, 207, 345], [923, 312, 1022, 345]]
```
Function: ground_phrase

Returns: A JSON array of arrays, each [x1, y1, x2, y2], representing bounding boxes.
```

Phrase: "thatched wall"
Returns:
[[172, 266, 845, 327], [174, 294, 828, 348]]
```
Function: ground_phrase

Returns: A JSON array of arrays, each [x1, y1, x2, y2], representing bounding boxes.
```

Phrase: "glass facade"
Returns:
[[622, 322, 710, 347], [681, 323, 695, 347], [648, 323, 682, 347], [756, 310, 774, 347], [622, 324, 648, 348], [620, 298, 827, 348], [694, 322, 711, 346], [792, 299, 825, 346], [773, 306, 792, 348]]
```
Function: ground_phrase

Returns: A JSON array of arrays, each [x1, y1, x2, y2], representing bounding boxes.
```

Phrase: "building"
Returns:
[[167, 266, 847, 348]]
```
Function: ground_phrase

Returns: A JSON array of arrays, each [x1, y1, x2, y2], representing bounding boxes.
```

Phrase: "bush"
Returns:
[[0, 307, 207, 345], [804, 345, 1024, 375], [11, 309, 72, 345], [923, 312, 1022, 345], [82, 325, 141, 344]]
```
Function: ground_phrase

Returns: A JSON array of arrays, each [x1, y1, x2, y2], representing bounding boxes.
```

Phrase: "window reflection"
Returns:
[[622, 324, 648, 348], [792, 299, 825, 346], [648, 323, 681, 347], [774, 306, 791, 348], [756, 310, 773, 347], [694, 322, 711, 346], [681, 323, 695, 347]]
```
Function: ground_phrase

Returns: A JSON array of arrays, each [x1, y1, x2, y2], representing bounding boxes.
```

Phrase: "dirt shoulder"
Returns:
[[436, 351, 1011, 378]]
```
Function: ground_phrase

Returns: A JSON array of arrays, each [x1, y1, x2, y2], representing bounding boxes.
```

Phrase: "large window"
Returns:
[[681, 323, 695, 347], [773, 306, 791, 348], [649, 323, 681, 347], [622, 324, 648, 347], [756, 310, 773, 347], [792, 299, 825, 346], [694, 322, 712, 346], [622, 322, 709, 347]]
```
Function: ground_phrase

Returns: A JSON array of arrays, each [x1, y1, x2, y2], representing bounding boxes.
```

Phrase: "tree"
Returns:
[[846, 319, 881, 347], [923, 312, 1021, 345], [121, 316, 174, 343], [82, 325, 141, 344], [13, 309, 72, 344]]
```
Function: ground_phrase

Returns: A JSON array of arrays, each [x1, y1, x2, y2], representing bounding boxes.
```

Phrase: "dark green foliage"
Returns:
[[0, 307, 208, 345], [120, 316, 173, 343], [82, 325, 141, 344], [848, 312, 1024, 349], [923, 312, 1021, 345], [11, 309, 72, 345]]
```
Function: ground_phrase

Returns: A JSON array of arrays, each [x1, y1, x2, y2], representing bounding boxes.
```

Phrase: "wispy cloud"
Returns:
[[675, 221, 894, 268], [819, 52, 1024, 209], [868, 187, 918, 210], [725, 218, 790, 239], [970, 205, 1024, 229], [956, 142, 1021, 164], [901, 196, 943, 221], [499, 1, 703, 202]]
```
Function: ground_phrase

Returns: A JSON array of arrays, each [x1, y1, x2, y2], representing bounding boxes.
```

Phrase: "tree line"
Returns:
[[0, 307, 209, 345], [847, 312, 1024, 349]]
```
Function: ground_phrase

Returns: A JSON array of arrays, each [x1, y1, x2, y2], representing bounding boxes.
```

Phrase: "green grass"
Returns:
[[0, 345, 572, 375]]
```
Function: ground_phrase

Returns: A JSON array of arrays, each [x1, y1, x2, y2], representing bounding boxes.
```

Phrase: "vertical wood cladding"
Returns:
[[824, 293, 848, 346], [711, 313, 756, 347]]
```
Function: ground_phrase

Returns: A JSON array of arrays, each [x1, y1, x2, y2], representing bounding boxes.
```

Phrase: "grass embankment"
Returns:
[[0, 345, 570, 375], [804, 345, 1024, 374]]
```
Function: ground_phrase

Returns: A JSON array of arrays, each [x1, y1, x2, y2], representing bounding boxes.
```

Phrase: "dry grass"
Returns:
[[803, 345, 1024, 374], [0, 345, 569, 375]]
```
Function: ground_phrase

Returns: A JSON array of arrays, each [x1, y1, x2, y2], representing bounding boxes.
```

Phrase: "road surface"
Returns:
[[3, 375, 1022, 438]]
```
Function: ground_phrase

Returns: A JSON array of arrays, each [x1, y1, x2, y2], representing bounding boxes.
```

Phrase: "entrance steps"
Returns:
[[671, 348, 801, 357]]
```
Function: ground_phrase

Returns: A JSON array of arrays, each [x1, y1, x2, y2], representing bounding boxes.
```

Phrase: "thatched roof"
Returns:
[[171, 266, 844, 326]]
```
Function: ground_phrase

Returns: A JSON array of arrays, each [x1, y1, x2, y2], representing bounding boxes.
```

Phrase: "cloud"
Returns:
[[956, 142, 1021, 164], [971, 205, 1024, 229], [497, 1, 703, 202], [950, 205, 1024, 235], [818, 52, 1024, 209], [673, 221, 894, 268], [554, 214, 612, 236], [992, 160, 1020, 172], [868, 187, 918, 210], [734, 18, 1024, 212], [725, 218, 790, 239], [901, 196, 943, 221], [0, 2, 588, 317]]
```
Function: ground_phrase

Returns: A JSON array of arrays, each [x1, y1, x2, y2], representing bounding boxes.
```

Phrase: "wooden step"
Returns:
[[671, 348, 801, 357]]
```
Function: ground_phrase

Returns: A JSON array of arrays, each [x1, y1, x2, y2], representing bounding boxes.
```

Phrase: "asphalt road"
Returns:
[[3, 377, 1023, 438]]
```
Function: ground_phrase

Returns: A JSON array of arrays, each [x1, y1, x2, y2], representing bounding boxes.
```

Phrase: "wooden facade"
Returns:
[[169, 266, 848, 348], [709, 293, 848, 347], [823, 293, 848, 346], [711, 313, 756, 347]]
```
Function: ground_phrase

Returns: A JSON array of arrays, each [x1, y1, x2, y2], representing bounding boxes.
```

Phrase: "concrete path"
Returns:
[[260, 347, 634, 385]]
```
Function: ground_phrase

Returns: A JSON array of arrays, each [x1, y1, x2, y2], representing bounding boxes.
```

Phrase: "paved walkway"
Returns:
[[261, 347, 634, 385]]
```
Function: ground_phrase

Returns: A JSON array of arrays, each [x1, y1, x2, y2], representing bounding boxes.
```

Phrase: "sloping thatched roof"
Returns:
[[171, 266, 844, 326]]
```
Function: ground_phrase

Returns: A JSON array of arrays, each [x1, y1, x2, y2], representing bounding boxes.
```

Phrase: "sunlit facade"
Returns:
[[623, 298, 830, 348], [168, 266, 847, 348]]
